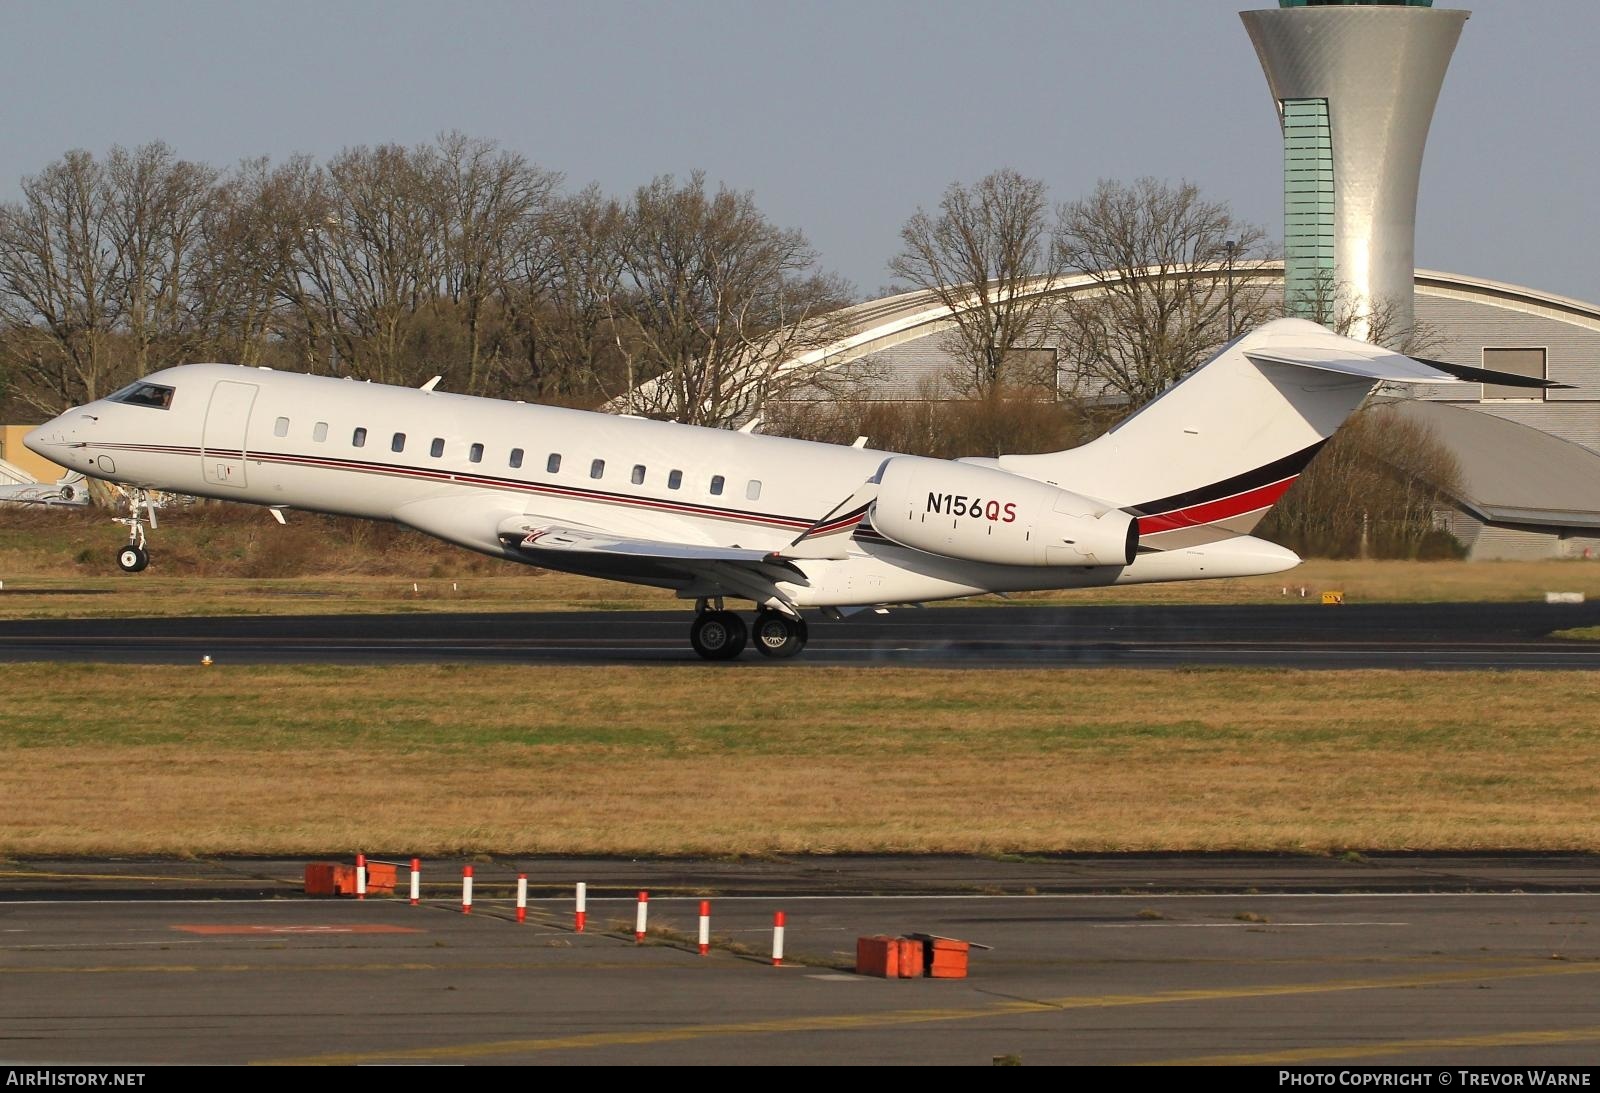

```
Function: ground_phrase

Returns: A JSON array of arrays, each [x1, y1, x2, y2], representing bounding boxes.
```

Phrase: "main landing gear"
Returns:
[[114, 488, 157, 573], [689, 600, 809, 661]]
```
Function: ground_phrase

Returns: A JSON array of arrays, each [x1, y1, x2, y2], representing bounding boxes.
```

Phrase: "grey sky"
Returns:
[[2, 1, 1594, 305]]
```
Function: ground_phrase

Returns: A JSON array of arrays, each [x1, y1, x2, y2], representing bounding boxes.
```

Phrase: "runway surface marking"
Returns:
[[1150, 1025, 1600, 1066], [259, 959, 1600, 1065], [170, 924, 423, 935], [4, 892, 1598, 907], [1091, 921, 1409, 928], [2, 960, 685, 975]]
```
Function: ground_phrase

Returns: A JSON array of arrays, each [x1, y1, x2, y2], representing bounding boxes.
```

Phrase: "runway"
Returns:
[[4, 855, 1600, 1067], [1, 601, 1598, 667]]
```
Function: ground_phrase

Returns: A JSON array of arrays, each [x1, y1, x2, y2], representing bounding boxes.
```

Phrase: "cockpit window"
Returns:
[[109, 382, 175, 410]]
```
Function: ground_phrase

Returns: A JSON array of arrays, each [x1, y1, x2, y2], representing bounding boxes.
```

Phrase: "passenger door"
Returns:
[[202, 380, 258, 488]]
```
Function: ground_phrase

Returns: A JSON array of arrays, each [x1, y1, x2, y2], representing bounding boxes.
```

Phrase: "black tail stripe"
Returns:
[[1130, 440, 1326, 517]]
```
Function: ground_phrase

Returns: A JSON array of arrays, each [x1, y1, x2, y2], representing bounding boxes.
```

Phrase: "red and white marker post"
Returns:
[[409, 858, 420, 906], [772, 911, 786, 967], [516, 873, 528, 924], [698, 900, 711, 956], [635, 890, 649, 943], [355, 853, 367, 901], [461, 865, 474, 914], [575, 882, 587, 933]]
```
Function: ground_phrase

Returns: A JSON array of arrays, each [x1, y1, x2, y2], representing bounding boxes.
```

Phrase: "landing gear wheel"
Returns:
[[117, 544, 149, 573], [690, 610, 748, 661], [752, 609, 807, 659], [113, 487, 156, 575]]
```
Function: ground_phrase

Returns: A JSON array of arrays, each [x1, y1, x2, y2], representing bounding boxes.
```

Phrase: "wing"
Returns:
[[496, 517, 807, 605]]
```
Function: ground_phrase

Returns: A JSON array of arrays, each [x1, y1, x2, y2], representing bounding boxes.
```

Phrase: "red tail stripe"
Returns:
[[1137, 477, 1297, 534]]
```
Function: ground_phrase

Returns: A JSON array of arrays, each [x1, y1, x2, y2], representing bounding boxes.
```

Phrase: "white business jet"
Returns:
[[24, 317, 1538, 659]]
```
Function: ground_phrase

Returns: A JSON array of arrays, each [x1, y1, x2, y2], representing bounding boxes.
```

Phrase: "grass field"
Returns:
[[5, 503, 1600, 858], [5, 503, 1600, 618], [4, 665, 1599, 857]]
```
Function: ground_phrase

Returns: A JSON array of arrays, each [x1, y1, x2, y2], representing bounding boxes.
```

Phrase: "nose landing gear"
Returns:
[[116, 543, 149, 573], [113, 488, 157, 573]]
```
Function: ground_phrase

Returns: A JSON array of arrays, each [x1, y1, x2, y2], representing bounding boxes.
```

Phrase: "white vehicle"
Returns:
[[23, 317, 1542, 659]]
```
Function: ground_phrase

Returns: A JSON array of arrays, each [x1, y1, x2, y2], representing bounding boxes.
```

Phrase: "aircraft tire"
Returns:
[[752, 610, 806, 659], [117, 545, 149, 573], [690, 610, 747, 660]]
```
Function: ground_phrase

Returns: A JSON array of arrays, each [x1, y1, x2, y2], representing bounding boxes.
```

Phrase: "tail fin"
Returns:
[[997, 317, 1485, 549]]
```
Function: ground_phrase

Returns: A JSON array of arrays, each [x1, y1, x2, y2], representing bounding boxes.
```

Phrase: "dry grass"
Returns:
[[6, 505, 1599, 859], [4, 501, 1599, 618], [0, 575, 676, 619], [4, 665, 1599, 857]]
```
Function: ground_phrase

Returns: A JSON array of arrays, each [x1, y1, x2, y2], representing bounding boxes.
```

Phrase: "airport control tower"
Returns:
[[1241, 1, 1468, 341]]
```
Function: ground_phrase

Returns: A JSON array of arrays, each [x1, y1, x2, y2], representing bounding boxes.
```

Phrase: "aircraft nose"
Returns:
[[22, 421, 57, 456], [23, 413, 85, 466]]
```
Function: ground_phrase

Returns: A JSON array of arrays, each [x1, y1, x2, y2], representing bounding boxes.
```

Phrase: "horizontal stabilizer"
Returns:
[[1244, 347, 1457, 384], [1409, 357, 1574, 390]]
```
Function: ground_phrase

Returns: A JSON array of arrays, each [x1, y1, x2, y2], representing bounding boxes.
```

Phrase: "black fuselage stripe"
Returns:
[[102, 442, 815, 531]]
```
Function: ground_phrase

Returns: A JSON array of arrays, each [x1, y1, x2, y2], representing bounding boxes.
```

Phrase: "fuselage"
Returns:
[[25, 363, 1300, 608]]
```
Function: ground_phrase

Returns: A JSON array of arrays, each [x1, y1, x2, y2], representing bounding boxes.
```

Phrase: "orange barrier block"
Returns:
[[304, 862, 397, 896], [303, 863, 345, 896], [304, 863, 335, 896], [922, 936, 970, 979], [896, 936, 925, 977], [855, 935, 926, 978], [856, 935, 901, 978]]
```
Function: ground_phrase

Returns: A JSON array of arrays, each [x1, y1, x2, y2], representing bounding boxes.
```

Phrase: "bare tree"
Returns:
[[1259, 405, 1463, 559], [187, 157, 295, 367], [433, 132, 559, 395], [501, 183, 629, 403], [1287, 268, 1442, 355], [103, 143, 223, 376], [1052, 177, 1272, 408], [609, 172, 852, 427], [889, 169, 1058, 398], [0, 144, 226, 413], [0, 150, 125, 412]]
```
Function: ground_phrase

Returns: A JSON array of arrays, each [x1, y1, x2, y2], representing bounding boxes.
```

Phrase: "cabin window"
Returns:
[[352, 427, 367, 448], [668, 469, 683, 490], [273, 416, 290, 438], [469, 443, 484, 464], [631, 464, 646, 485], [547, 453, 561, 474], [509, 448, 524, 469], [108, 382, 175, 410], [430, 437, 445, 458], [746, 479, 762, 501], [312, 422, 328, 442], [391, 432, 406, 453], [710, 475, 725, 496], [590, 458, 605, 479]]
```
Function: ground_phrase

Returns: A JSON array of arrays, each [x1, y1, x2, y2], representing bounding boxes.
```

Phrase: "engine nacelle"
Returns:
[[870, 457, 1138, 567]]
